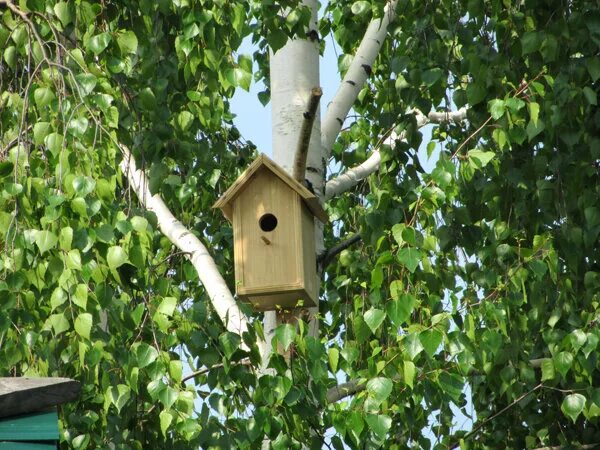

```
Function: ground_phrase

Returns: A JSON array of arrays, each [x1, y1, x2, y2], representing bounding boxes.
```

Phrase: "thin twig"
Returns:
[[451, 383, 543, 448], [293, 87, 322, 182]]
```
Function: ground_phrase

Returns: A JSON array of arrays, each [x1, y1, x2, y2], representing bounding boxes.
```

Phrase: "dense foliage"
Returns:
[[1, 0, 600, 448]]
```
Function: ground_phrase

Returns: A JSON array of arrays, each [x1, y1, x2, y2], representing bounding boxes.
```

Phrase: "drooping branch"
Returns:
[[321, 0, 398, 154], [318, 233, 362, 271], [324, 107, 468, 201], [118, 146, 250, 338], [293, 87, 323, 182]]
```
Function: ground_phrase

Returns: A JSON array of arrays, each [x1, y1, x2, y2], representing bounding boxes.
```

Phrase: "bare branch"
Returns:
[[321, 0, 398, 154], [293, 87, 323, 182]]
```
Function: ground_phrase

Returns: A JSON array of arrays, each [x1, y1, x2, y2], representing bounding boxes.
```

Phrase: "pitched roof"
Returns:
[[213, 154, 328, 223]]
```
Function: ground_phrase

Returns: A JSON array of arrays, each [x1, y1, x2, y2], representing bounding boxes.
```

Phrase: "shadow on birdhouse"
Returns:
[[214, 154, 327, 311]]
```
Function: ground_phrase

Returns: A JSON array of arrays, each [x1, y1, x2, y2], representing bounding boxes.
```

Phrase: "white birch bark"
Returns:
[[118, 147, 250, 337], [321, 0, 398, 155], [324, 107, 468, 200]]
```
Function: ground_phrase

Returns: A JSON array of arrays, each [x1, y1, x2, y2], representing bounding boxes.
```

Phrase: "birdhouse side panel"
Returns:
[[233, 170, 303, 294], [300, 206, 319, 305]]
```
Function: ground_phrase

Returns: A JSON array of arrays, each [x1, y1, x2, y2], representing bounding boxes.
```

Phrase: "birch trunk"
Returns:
[[263, 0, 323, 361]]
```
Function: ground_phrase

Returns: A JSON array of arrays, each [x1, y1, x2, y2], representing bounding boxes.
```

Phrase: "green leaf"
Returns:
[[367, 377, 393, 403], [541, 358, 555, 381], [54, 2, 73, 26], [158, 297, 177, 317], [365, 414, 391, 439], [386, 293, 417, 326], [159, 386, 178, 409], [587, 57, 600, 82], [136, 343, 158, 368], [328, 347, 339, 373], [397, 247, 422, 273], [420, 329, 443, 356], [72, 176, 95, 196], [177, 111, 194, 131], [561, 393, 586, 423], [275, 324, 296, 351], [74, 73, 97, 96], [438, 372, 464, 402], [49, 313, 70, 335], [139, 87, 157, 110], [108, 384, 130, 413], [404, 333, 423, 360], [159, 410, 173, 436], [73, 284, 88, 309], [50, 287, 67, 311], [33, 122, 51, 145], [554, 351, 574, 378], [226, 68, 252, 91], [107, 246, 128, 269], [404, 361, 415, 389], [521, 31, 541, 54], [169, 360, 183, 383], [88, 32, 112, 55], [526, 118, 545, 141], [351, 1, 370, 15], [36, 230, 58, 254], [117, 30, 138, 54], [468, 149, 495, 168], [0, 161, 13, 178], [74, 313, 92, 339], [528, 102, 540, 126], [34, 87, 55, 108], [44, 133, 63, 156], [219, 331, 241, 358], [68, 117, 89, 137], [488, 99, 505, 119], [3, 46, 16, 69], [364, 308, 386, 334], [583, 86, 597, 105]]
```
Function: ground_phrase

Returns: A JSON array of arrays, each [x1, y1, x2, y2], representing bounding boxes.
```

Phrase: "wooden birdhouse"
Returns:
[[214, 154, 327, 311]]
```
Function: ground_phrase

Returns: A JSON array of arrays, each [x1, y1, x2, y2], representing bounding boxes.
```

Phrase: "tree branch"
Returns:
[[326, 379, 365, 403], [181, 358, 252, 384], [293, 86, 322, 182], [323, 107, 468, 201], [118, 146, 250, 339], [318, 233, 362, 271], [321, 0, 398, 154]]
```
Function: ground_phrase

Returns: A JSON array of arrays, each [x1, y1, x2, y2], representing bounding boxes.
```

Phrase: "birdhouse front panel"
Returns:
[[230, 168, 317, 310]]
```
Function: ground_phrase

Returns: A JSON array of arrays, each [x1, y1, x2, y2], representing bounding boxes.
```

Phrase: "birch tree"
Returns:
[[1, 0, 600, 448]]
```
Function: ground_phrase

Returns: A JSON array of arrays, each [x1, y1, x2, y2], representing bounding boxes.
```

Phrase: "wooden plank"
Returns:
[[0, 378, 80, 418], [0, 443, 57, 450], [0, 409, 58, 441]]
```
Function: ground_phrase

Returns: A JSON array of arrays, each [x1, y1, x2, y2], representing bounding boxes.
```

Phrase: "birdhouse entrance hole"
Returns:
[[259, 213, 278, 232]]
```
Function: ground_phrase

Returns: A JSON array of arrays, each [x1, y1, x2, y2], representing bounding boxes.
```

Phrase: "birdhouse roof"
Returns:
[[213, 154, 328, 223]]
